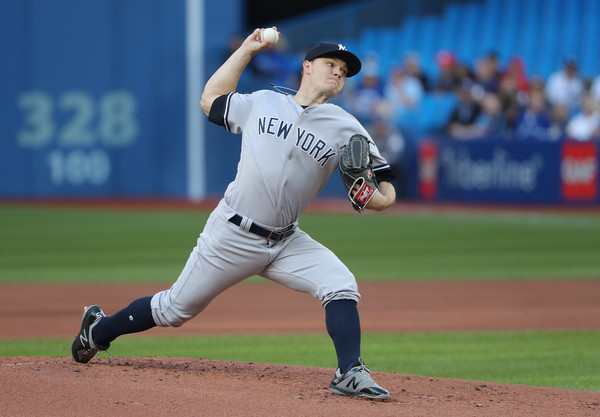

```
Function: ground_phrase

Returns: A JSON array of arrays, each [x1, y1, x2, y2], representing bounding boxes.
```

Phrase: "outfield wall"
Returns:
[[0, 0, 242, 199], [2, 1, 598, 205]]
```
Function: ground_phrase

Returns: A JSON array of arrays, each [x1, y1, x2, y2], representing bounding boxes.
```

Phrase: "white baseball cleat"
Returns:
[[329, 357, 391, 400]]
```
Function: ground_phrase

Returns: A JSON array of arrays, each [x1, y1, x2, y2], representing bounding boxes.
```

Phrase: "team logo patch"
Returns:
[[356, 183, 375, 204]]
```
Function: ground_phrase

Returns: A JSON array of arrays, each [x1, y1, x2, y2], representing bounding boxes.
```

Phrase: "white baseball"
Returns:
[[261, 28, 279, 44]]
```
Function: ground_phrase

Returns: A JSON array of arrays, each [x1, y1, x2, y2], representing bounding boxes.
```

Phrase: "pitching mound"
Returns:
[[2, 356, 598, 416], [2, 280, 600, 415]]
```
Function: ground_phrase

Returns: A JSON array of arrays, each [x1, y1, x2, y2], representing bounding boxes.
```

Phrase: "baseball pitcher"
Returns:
[[72, 27, 396, 400]]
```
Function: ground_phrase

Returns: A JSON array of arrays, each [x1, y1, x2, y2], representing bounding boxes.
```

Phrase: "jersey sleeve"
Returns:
[[373, 164, 396, 183], [207, 92, 254, 134], [363, 130, 396, 183], [208, 94, 229, 127]]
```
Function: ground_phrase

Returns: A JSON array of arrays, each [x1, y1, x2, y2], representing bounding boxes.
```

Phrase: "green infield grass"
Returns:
[[1, 204, 599, 283], [1, 203, 599, 392], [1, 331, 599, 391]]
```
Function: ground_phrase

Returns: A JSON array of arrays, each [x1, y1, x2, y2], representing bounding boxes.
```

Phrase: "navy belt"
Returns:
[[228, 214, 295, 242]]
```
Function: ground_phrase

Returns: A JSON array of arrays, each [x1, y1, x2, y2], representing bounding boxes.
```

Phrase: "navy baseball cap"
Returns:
[[304, 42, 362, 77]]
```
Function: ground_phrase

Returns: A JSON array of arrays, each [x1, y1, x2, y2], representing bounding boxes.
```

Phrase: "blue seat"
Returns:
[[538, 0, 561, 78], [437, 3, 460, 51], [455, 3, 482, 62], [398, 15, 420, 53], [418, 16, 440, 66], [348, 0, 595, 133], [495, 0, 519, 63], [410, 93, 457, 135], [580, 0, 600, 77], [379, 27, 399, 75], [359, 27, 380, 53], [561, 0, 582, 59], [478, 0, 502, 53], [517, 0, 542, 75]]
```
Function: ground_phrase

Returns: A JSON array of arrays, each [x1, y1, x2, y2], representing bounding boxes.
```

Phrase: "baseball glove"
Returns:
[[339, 134, 378, 213]]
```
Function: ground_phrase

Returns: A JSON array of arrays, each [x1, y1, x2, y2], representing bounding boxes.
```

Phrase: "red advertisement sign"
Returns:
[[418, 140, 438, 199], [561, 142, 598, 201]]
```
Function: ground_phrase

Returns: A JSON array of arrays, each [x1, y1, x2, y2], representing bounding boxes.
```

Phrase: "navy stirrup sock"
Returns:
[[92, 296, 156, 347], [325, 299, 361, 373]]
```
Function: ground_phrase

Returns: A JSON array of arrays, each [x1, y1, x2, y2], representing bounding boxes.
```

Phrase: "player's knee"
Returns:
[[151, 307, 188, 328], [150, 292, 195, 328], [321, 288, 361, 307]]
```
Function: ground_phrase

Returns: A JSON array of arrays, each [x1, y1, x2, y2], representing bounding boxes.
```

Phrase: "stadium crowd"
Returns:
[[238, 37, 600, 196], [341, 49, 600, 143], [243, 38, 600, 144]]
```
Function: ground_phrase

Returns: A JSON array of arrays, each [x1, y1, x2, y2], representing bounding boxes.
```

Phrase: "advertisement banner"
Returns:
[[417, 139, 438, 199], [561, 141, 598, 201], [420, 139, 569, 203]]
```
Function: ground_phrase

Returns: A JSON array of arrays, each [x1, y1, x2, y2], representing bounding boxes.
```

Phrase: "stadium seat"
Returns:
[[348, 0, 596, 133]]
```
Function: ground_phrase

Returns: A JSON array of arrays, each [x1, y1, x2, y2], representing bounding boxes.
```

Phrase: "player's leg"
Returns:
[[72, 203, 268, 362], [71, 296, 156, 363], [261, 229, 360, 305], [262, 230, 361, 368], [324, 298, 361, 373], [261, 230, 390, 399], [91, 296, 155, 346], [150, 230, 265, 328]]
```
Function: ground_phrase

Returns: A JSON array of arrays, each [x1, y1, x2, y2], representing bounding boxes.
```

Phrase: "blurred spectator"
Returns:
[[486, 50, 502, 79], [545, 57, 585, 113], [514, 90, 552, 140], [590, 70, 600, 104], [479, 92, 509, 137], [501, 95, 522, 137], [236, 33, 600, 142], [528, 75, 546, 94], [445, 81, 481, 138], [497, 57, 530, 110], [500, 57, 530, 109], [367, 118, 406, 198], [548, 104, 569, 141], [362, 52, 381, 78], [403, 52, 430, 91], [455, 62, 475, 88], [498, 75, 519, 105], [473, 54, 500, 93], [384, 65, 424, 122], [500, 56, 530, 93], [341, 51, 389, 124], [344, 72, 386, 125], [433, 50, 461, 92], [448, 91, 506, 139], [565, 95, 600, 141]]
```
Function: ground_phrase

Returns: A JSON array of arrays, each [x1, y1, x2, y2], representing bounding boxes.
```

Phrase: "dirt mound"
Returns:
[[2, 280, 600, 339], [2, 280, 600, 416], [2, 356, 598, 417]]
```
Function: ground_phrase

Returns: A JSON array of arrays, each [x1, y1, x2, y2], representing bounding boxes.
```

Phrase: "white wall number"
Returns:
[[17, 91, 55, 148], [46, 150, 111, 186], [99, 91, 139, 147], [58, 91, 95, 146], [16, 90, 139, 149]]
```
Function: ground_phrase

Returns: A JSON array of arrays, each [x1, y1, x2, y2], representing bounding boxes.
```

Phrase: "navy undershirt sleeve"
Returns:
[[374, 165, 396, 183], [208, 94, 229, 126]]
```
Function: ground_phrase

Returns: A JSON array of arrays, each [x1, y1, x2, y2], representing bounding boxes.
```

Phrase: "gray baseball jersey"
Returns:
[[217, 90, 391, 227], [150, 89, 394, 327]]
